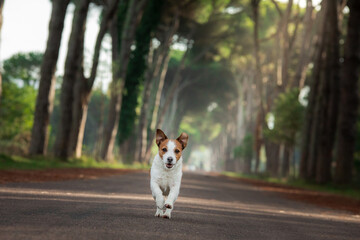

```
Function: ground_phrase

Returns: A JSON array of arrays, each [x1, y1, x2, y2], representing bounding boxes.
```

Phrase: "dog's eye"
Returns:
[[175, 149, 180, 154], [162, 148, 167, 152]]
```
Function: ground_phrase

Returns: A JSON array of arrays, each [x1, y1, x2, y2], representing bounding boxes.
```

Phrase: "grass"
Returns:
[[222, 171, 360, 200], [0, 154, 150, 171]]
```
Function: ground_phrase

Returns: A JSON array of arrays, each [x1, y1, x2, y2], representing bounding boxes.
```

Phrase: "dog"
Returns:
[[150, 129, 188, 219]]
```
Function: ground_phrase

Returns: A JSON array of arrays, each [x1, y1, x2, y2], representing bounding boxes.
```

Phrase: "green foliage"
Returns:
[[0, 82, 36, 155], [0, 82, 36, 140], [180, 115, 222, 144], [117, 0, 163, 144], [195, 0, 231, 24], [168, 49, 186, 67], [0, 52, 41, 154], [265, 88, 305, 146], [234, 134, 253, 159], [2, 52, 43, 86]]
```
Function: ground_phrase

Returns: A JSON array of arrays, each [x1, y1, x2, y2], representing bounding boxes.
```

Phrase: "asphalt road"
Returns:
[[0, 172, 359, 240]]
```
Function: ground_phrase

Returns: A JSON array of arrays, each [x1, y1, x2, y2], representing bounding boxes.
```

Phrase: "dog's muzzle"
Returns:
[[166, 157, 174, 169]]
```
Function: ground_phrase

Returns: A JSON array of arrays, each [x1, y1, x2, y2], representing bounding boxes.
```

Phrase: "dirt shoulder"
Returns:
[[0, 168, 144, 184], [226, 176, 360, 215]]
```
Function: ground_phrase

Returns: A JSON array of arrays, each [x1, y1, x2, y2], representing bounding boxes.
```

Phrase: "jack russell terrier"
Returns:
[[150, 129, 188, 219]]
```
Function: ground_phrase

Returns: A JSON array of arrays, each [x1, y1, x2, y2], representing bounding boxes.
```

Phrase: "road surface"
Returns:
[[0, 172, 359, 239]]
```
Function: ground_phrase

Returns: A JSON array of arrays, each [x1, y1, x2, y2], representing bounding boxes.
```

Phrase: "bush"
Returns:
[[264, 88, 305, 146], [0, 82, 36, 154], [234, 134, 253, 159]]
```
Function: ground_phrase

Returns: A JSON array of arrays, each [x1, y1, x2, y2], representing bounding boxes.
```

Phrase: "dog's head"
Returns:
[[156, 129, 188, 170]]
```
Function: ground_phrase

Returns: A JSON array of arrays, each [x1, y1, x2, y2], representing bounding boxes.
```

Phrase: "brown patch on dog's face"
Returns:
[[176, 132, 188, 150], [158, 139, 169, 158], [173, 140, 183, 161]]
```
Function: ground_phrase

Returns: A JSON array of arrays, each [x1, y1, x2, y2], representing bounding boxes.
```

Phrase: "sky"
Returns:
[[0, 0, 322, 91], [1, 0, 112, 91], [278, 0, 322, 8]]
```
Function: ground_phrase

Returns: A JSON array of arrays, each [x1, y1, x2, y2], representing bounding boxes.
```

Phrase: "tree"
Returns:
[[68, 0, 120, 158], [0, 52, 43, 142], [314, 0, 340, 184], [2, 52, 43, 86], [265, 88, 305, 177], [101, 0, 147, 161], [117, 0, 164, 152], [54, 0, 91, 159], [293, 0, 314, 89], [29, 0, 70, 155], [335, 0, 360, 184], [234, 134, 253, 174], [0, 82, 36, 153], [251, 0, 264, 174], [300, 0, 340, 183], [299, 5, 326, 180], [0, 0, 4, 104]]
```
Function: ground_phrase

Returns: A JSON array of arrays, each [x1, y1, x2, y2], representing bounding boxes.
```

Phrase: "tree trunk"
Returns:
[[265, 140, 280, 177], [149, 52, 171, 130], [53, 0, 90, 159], [315, 0, 340, 184], [0, 0, 4, 104], [251, 0, 266, 174], [299, 2, 326, 180], [281, 145, 291, 178], [280, 0, 293, 89], [294, 0, 314, 89], [305, 3, 328, 181], [254, 109, 262, 173], [68, 69, 88, 158], [68, 0, 120, 158], [93, 92, 105, 158], [101, 0, 141, 161], [134, 48, 155, 163], [335, 0, 360, 184], [302, 52, 323, 180], [235, 79, 245, 146], [29, 0, 70, 155], [163, 89, 180, 135]]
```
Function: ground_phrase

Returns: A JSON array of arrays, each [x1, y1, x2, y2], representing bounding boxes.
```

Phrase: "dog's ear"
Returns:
[[176, 132, 188, 150], [156, 129, 168, 146]]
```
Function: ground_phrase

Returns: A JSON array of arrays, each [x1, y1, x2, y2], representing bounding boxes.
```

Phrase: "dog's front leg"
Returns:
[[163, 184, 180, 219], [151, 182, 165, 217]]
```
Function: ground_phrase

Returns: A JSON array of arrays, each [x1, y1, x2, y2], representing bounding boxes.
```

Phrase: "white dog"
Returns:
[[150, 129, 188, 219]]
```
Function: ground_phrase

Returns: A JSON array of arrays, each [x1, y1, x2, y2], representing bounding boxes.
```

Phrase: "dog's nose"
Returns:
[[167, 157, 173, 163]]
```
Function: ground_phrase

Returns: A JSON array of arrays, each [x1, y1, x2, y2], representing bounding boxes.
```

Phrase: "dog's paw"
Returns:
[[164, 203, 172, 209], [155, 208, 164, 217], [162, 213, 171, 219], [162, 208, 171, 219]]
